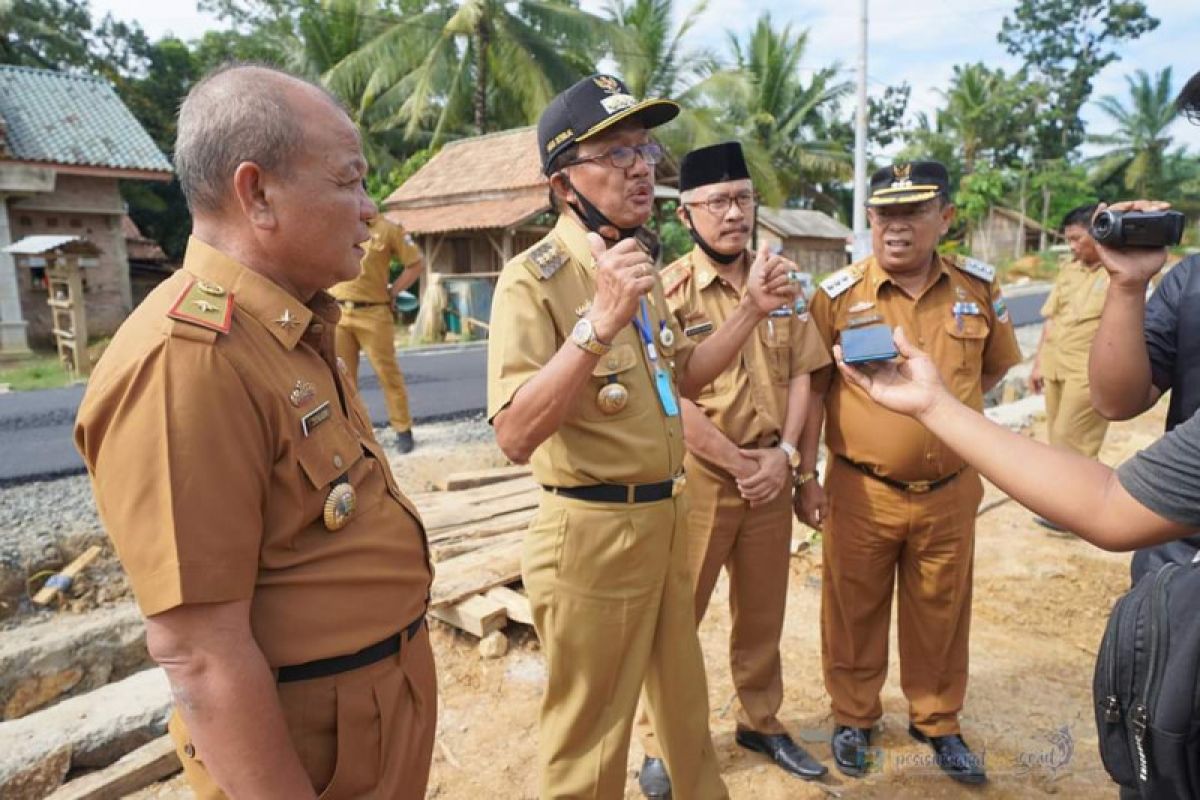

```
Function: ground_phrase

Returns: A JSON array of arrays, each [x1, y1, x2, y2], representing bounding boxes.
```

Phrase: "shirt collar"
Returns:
[[182, 236, 335, 350], [553, 214, 595, 272], [689, 245, 749, 292], [864, 253, 952, 299]]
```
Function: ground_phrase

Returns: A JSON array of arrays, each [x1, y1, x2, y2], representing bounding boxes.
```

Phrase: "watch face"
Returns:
[[572, 317, 592, 343]]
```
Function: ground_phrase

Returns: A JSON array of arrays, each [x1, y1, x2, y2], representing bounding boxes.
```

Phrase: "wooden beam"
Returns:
[[435, 464, 531, 492], [429, 594, 507, 637], [46, 735, 179, 800], [485, 586, 533, 626], [431, 537, 524, 608], [33, 546, 101, 605]]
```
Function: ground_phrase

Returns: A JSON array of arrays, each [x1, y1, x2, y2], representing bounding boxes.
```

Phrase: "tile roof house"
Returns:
[[0, 65, 172, 352], [382, 126, 679, 275]]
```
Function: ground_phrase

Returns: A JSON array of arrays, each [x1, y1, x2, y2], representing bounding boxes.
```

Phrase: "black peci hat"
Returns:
[[679, 141, 751, 192], [866, 161, 950, 207], [537, 74, 680, 175]]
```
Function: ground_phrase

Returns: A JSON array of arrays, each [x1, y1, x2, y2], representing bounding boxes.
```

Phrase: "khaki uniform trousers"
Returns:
[[168, 623, 437, 799], [334, 304, 413, 432], [1044, 375, 1109, 458], [524, 489, 727, 800], [637, 453, 792, 759], [821, 457, 983, 737]]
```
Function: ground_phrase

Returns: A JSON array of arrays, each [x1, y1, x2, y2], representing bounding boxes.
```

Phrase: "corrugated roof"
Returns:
[[4, 234, 100, 255], [385, 188, 549, 236], [757, 207, 851, 241], [0, 66, 172, 174]]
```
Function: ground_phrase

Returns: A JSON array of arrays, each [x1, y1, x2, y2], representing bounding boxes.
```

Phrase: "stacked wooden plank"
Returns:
[[413, 467, 539, 638]]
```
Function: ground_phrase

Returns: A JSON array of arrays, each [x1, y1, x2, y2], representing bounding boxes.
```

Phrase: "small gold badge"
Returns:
[[659, 326, 675, 348], [593, 75, 621, 94], [323, 482, 357, 532], [597, 381, 629, 415], [891, 163, 913, 188], [196, 280, 226, 297], [275, 309, 299, 330], [289, 379, 316, 408]]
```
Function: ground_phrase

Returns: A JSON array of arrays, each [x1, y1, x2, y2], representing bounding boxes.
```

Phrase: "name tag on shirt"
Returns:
[[301, 401, 332, 437]]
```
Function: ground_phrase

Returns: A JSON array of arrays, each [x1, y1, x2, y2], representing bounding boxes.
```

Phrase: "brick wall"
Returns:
[[7, 175, 131, 345]]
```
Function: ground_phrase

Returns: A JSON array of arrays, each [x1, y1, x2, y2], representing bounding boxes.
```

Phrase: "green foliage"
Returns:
[[954, 165, 1009, 225], [1089, 68, 1180, 197], [998, 0, 1159, 161], [648, 201, 692, 264]]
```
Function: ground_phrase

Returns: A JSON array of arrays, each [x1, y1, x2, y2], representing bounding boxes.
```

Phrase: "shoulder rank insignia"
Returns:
[[661, 262, 691, 297], [525, 239, 569, 280], [955, 257, 996, 283], [167, 278, 233, 334], [820, 266, 864, 299]]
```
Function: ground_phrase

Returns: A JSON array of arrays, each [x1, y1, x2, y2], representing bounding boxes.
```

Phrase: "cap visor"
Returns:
[[866, 189, 941, 207], [577, 99, 681, 142]]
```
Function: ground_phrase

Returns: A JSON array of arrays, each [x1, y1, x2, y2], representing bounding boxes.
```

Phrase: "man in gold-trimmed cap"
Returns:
[[797, 159, 1020, 786], [488, 74, 801, 798]]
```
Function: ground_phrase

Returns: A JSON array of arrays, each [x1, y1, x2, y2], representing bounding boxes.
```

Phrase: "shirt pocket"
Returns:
[[577, 342, 644, 422], [944, 316, 990, 371], [294, 420, 371, 530], [759, 315, 792, 385]]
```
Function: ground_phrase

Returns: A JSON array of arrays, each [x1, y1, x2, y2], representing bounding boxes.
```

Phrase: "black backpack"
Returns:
[[1094, 559, 1200, 798]]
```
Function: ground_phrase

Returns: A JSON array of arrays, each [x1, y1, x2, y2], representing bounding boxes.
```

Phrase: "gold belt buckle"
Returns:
[[906, 480, 932, 494], [671, 474, 687, 497], [340, 300, 355, 312]]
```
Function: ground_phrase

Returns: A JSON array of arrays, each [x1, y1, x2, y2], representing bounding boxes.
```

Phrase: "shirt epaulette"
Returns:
[[661, 261, 691, 297], [166, 277, 233, 335], [522, 237, 570, 281], [820, 265, 864, 299], [955, 256, 996, 283]]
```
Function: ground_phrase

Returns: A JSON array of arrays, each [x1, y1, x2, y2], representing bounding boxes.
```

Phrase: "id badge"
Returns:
[[653, 367, 679, 417]]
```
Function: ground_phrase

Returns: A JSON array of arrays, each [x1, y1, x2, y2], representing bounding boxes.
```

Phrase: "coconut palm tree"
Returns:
[[325, 0, 602, 146], [1089, 67, 1180, 196]]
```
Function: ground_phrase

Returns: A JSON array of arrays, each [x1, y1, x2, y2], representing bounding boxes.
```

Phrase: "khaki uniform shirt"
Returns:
[[661, 246, 830, 445], [487, 215, 695, 486], [1039, 259, 1108, 381], [810, 254, 1022, 482], [75, 237, 432, 667], [329, 217, 422, 304]]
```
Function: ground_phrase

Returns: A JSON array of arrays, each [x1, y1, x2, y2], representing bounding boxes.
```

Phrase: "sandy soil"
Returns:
[[127, 405, 1168, 800]]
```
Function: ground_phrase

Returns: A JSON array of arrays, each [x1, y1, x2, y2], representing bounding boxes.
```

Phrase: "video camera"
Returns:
[[1090, 210, 1185, 249]]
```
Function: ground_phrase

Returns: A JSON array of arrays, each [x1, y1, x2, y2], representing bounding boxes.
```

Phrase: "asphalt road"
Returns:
[[0, 285, 1049, 486], [0, 344, 487, 485]]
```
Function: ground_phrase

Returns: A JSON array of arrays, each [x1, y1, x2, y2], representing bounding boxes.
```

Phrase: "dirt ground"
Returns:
[[127, 405, 1167, 800]]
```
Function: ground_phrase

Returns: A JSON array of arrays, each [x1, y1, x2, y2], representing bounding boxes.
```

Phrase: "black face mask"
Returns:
[[563, 177, 641, 243], [683, 207, 743, 266]]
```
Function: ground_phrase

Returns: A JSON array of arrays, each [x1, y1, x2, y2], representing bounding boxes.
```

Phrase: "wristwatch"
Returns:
[[794, 471, 818, 487], [778, 441, 802, 470], [571, 317, 611, 356]]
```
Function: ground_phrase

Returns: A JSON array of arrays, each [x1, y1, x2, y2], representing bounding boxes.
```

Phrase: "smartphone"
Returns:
[[840, 324, 898, 365]]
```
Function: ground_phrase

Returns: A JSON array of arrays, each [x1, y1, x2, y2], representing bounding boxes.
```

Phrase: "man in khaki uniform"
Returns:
[[330, 214, 424, 453], [1030, 204, 1110, 459], [73, 66, 435, 799], [796, 162, 1021, 785], [632, 142, 829, 797], [488, 75, 799, 799]]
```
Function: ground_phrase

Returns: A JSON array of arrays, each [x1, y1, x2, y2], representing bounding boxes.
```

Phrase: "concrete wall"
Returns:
[[6, 175, 131, 345]]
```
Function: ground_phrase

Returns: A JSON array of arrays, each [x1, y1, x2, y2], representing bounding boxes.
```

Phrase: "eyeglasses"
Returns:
[[686, 191, 758, 216], [566, 142, 665, 170]]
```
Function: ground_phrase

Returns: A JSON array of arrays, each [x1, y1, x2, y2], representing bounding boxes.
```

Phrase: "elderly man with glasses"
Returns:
[[632, 141, 831, 797], [487, 76, 800, 799]]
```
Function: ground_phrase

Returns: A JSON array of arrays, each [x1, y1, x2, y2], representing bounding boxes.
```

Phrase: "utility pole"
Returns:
[[851, 0, 869, 257]]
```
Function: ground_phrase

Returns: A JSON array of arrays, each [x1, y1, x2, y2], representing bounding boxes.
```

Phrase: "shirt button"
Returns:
[[184, 744, 196, 758], [310, 323, 324, 335], [333, 454, 344, 469]]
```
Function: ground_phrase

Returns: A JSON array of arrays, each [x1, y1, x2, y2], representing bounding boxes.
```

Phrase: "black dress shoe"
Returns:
[[736, 729, 829, 780], [908, 724, 988, 785], [394, 429, 415, 454], [638, 755, 671, 799], [830, 725, 873, 778]]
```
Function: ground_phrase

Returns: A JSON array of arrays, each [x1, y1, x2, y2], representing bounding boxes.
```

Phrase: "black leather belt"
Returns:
[[836, 455, 963, 494], [277, 615, 425, 683], [337, 300, 386, 310], [543, 477, 683, 504]]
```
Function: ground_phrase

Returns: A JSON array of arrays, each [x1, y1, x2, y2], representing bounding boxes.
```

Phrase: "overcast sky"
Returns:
[[89, 0, 1200, 154]]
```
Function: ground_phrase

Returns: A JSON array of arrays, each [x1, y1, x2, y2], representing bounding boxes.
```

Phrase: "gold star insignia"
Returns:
[[275, 309, 299, 330]]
